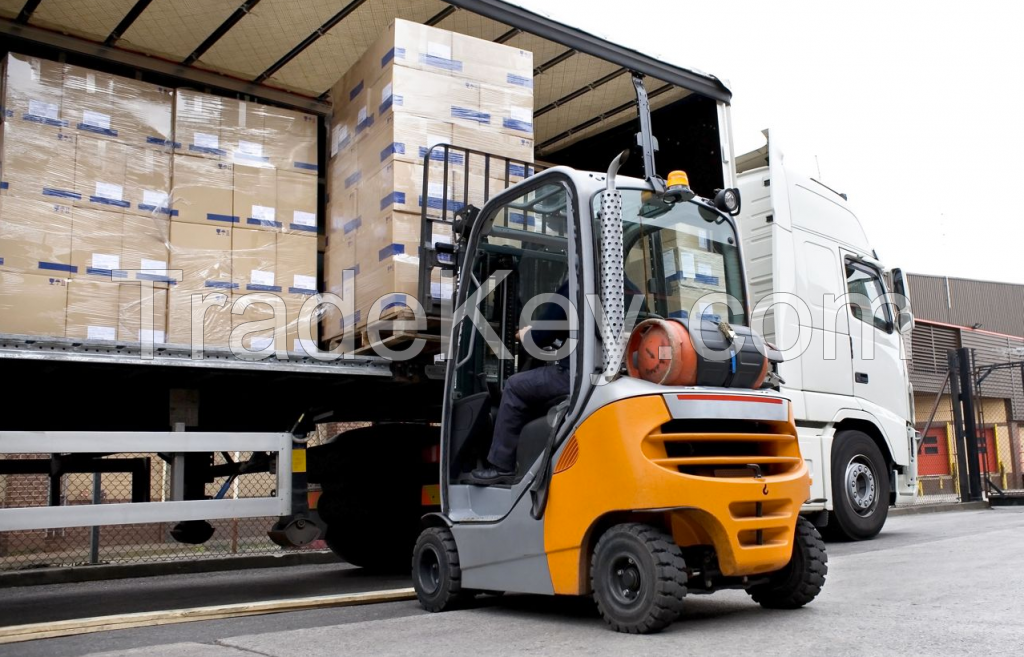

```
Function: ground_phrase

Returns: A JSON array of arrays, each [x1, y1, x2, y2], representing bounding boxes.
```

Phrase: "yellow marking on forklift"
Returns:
[[421, 484, 441, 505], [0, 587, 415, 645], [291, 448, 307, 473]]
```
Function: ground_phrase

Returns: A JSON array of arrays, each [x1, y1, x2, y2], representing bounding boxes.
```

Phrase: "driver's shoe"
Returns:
[[468, 466, 515, 485]]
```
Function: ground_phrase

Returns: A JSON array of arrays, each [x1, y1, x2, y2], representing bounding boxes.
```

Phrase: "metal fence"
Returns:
[[970, 348, 1024, 501], [0, 424, 365, 572]]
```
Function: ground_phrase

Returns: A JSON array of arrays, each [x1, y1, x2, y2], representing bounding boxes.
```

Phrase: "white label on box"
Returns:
[[510, 106, 532, 123], [238, 140, 263, 157], [294, 274, 316, 290], [88, 326, 116, 341], [293, 210, 316, 227], [432, 232, 452, 246], [331, 125, 348, 156], [251, 270, 275, 286], [697, 263, 713, 278], [141, 258, 168, 273], [431, 281, 455, 299], [427, 41, 452, 60], [427, 133, 447, 149], [194, 132, 219, 149], [698, 229, 709, 250], [83, 110, 111, 130], [662, 251, 677, 278], [237, 101, 247, 129], [92, 253, 120, 270], [143, 189, 169, 207], [680, 252, 696, 279], [357, 107, 368, 124], [428, 182, 445, 198], [250, 336, 274, 351], [252, 205, 276, 222], [28, 99, 59, 120], [95, 182, 123, 201], [140, 329, 166, 343], [381, 83, 393, 103]]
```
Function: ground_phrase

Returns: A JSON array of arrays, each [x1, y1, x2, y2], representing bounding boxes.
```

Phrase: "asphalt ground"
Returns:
[[3, 506, 1022, 656]]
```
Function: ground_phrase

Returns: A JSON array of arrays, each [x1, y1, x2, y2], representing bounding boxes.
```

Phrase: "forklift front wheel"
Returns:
[[591, 523, 687, 634], [412, 527, 465, 612]]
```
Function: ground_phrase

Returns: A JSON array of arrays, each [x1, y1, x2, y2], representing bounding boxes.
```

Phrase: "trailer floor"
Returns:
[[3, 507, 1022, 656]]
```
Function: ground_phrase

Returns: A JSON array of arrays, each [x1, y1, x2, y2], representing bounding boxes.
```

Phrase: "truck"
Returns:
[[734, 132, 918, 539], [0, 0, 880, 575]]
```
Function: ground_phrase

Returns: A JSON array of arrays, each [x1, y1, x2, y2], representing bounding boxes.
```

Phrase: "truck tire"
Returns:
[[412, 527, 465, 612], [827, 430, 890, 541], [590, 523, 686, 634], [746, 517, 827, 609]]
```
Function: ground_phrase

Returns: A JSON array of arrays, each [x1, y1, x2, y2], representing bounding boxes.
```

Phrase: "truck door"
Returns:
[[841, 255, 910, 424]]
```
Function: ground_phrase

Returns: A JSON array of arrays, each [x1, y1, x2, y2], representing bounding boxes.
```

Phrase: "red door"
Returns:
[[977, 427, 998, 475], [918, 427, 951, 476]]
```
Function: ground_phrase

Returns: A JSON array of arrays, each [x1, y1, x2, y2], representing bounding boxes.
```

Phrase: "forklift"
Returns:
[[411, 74, 827, 633]]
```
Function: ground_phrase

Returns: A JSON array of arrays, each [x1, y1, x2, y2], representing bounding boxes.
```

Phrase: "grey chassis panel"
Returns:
[[450, 489, 554, 595]]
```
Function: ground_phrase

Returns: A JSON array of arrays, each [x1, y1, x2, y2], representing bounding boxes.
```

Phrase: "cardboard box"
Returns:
[[232, 228, 278, 294], [174, 90, 226, 158], [168, 221, 232, 290], [125, 147, 172, 217], [120, 78, 174, 149], [362, 160, 458, 219], [121, 214, 171, 285], [1, 53, 66, 129], [276, 171, 317, 236], [325, 190, 359, 248], [322, 241, 358, 341], [277, 232, 318, 297], [479, 84, 534, 137], [167, 284, 232, 346], [452, 31, 533, 89], [230, 292, 285, 351], [360, 112, 456, 172], [264, 105, 318, 175], [0, 271, 68, 337], [0, 122, 78, 203], [118, 284, 168, 343], [355, 256, 418, 326], [170, 155, 235, 225], [222, 99, 268, 166], [361, 210, 420, 266], [234, 164, 278, 231], [74, 135, 129, 212], [285, 295, 320, 354], [451, 124, 534, 177], [62, 65, 124, 142], [70, 207, 124, 280], [65, 278, 120, 340], [371, 66, 482, 129], [0, 196, 74, 275]]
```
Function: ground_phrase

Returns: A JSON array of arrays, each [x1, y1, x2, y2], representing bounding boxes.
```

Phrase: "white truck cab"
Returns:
[[734, 131, 917, 540]]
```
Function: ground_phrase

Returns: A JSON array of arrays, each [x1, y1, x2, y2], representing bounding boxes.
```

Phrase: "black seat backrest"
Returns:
[[515, 395, 569, 477], [448, 391, 492, 478]]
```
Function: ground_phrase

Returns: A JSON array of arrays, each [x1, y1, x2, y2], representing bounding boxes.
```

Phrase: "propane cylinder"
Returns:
[[625, 319, 698, 386]]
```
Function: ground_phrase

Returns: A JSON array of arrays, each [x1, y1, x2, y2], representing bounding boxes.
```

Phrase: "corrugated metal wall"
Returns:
[[909, 322, 959, 393], [962, 331, 1024, 422], [909, 273, 1024, 338]]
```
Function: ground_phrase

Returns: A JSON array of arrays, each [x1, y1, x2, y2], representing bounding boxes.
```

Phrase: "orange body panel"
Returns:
[[543, 395, 809, 595]]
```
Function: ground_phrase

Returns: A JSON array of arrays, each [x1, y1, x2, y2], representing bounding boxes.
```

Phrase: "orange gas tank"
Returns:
[[625, 319, 698, 386]]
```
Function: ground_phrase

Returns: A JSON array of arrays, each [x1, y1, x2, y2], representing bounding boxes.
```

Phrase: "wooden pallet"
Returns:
[[326, 310, 445, 357]]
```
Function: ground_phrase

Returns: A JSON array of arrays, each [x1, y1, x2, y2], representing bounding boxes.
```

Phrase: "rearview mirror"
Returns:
[[897, 308, 915, 334]]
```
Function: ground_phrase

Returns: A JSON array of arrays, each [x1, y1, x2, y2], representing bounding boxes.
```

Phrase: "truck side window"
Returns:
[[845, 261, 892, 333]]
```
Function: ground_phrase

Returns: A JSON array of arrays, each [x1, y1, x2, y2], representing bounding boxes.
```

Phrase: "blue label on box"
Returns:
[[89, 196, 130, 208], [136, 273, 176, 283], [23, 113, 67, 127], [349, 80, 364, 100], [138, 204, 177, 216], [381, 142, 405, 161], [381, 191, 406, 210], [382, 47, 406, 67], [379, 243, 405, 261], [246, 284, 283, 293], [418, 146, 465, 165], [87, 267, 128, 278], [508, 163, 534, 178], [288, 287, 318, 295], [38, 261, 77, 273], [509, 212, 536, 227], [356, 114, 375, 135], [420, 195, 465, 213], [247, 218, 283, 229], [294, 161, 318, 172], [78, 123, 118, 137], [0, 181, 8, 189], [42, 188, 80, 200], [452, 107, 490, 124], [507, 73, 533, 88], [502, 118, 533, 133], [381, 294, 409, 312], [289, 223, 317, 233], [343, 216, 362, 234], [345, 171, 362, 188], [205, 281, 238, 290], [420, 54, 463, 72], [207, 213, 239, 223], [190, 144, 227, 156]]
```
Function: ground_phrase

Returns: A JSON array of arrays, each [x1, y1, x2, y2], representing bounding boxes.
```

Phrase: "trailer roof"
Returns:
[[0, 0, 730, 156]]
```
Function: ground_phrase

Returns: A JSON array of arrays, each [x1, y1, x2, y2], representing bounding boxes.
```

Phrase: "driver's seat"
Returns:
[[514, 394, 569, 478]]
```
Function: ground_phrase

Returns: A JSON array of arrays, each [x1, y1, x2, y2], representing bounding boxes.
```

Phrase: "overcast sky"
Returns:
[[517, 0, 1024, 285]]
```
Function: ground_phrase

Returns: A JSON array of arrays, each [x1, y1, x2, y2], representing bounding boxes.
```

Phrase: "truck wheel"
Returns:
[[746, 517, 827, 609], [827, 430, 890, 540], [590, 523, 686, 634], [324, 522, 411, 572], [412, 527, 465, 612]]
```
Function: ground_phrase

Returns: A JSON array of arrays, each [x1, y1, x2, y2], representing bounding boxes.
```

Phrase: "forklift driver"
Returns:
[[469, 279, 571, 484]]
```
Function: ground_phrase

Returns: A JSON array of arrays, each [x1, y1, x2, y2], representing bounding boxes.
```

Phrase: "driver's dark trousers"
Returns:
[[488, 363, 571, 472]]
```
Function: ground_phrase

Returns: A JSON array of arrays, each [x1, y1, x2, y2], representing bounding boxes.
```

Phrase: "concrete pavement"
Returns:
[[4, 507, 1022, 657]]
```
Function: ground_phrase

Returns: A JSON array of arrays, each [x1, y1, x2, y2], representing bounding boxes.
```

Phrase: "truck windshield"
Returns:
[[593, 190, 747, 326]]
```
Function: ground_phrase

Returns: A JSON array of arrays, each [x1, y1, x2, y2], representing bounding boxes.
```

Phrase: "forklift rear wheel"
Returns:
[[591, 523, 686, 634], [746, 517, 827, 609], [412, 527, 465, 612]]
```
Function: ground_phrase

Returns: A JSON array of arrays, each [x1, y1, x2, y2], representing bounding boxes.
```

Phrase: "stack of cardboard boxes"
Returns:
[[0, 53, 322, 353], [169, 91, 319, 350], [323, 19, 534, 341], [0, 52, 175, 342]]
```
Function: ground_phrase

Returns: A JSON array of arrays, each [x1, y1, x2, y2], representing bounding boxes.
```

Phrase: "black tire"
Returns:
[[323, 521, 410, 573], [412, 527, 465, 612], [590, 523, 686, 634], [826, 430, 890, 541], [747, 517, 827, 609]]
